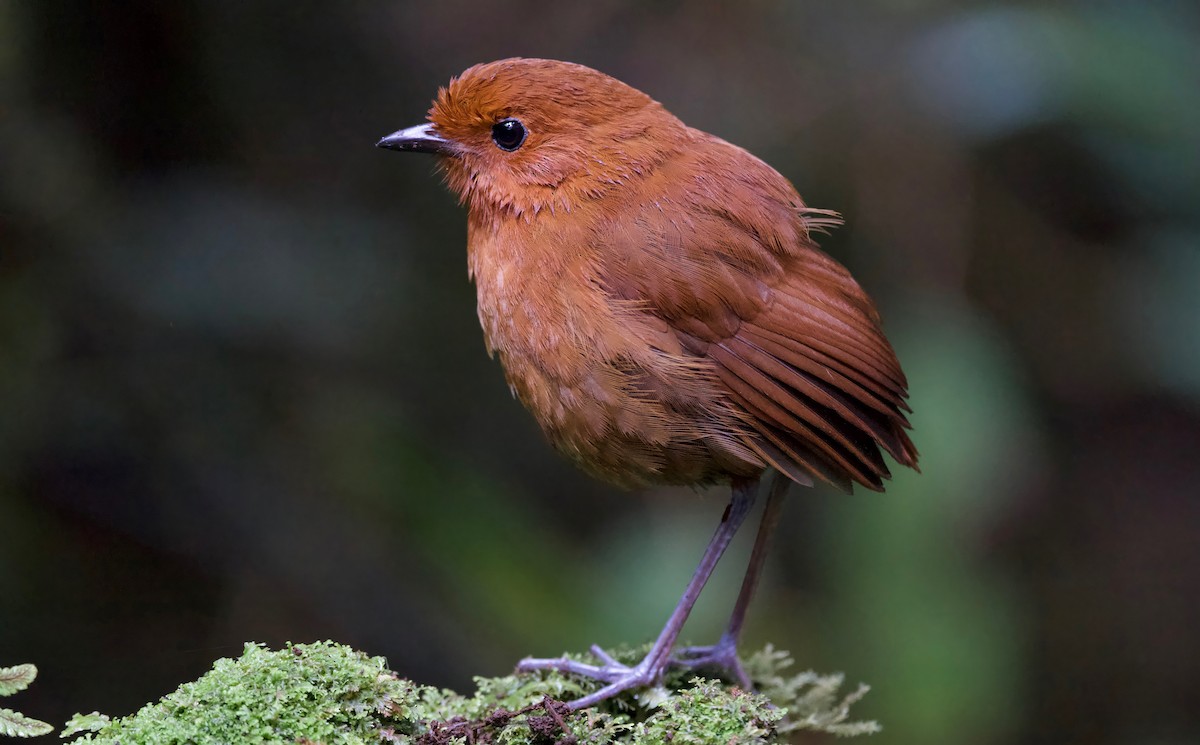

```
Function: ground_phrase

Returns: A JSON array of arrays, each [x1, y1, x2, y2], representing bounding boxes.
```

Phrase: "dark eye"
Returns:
[[491, 118, 526, 151]]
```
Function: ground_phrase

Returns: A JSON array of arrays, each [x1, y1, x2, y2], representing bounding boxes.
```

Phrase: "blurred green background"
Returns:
[[2, 2, 1198, 743]]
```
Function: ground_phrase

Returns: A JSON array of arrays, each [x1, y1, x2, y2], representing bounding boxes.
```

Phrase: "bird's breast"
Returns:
[[465, 215, 757, 487], [467, 218, 602, 387]]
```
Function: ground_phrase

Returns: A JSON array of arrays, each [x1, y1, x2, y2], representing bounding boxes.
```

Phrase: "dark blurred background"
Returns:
[[2, 2, 1198, 743]]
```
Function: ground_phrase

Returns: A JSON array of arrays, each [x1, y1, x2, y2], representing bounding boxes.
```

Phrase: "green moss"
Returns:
[[63, 643, 426, 744], [62, 642, 877, 744]]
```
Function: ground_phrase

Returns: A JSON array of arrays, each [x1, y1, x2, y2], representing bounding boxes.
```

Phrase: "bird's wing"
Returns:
[[597, 136, 917, 492]]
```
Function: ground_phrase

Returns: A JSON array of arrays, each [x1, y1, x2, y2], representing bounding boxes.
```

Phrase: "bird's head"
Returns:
[[378, 58, 688, 218]]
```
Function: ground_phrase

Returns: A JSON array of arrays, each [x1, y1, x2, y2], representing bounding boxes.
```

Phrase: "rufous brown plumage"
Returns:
[[379, 57, 918, 708]]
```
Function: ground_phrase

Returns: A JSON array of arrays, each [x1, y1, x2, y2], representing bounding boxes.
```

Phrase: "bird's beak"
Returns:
[[376, 123, 456, 155]]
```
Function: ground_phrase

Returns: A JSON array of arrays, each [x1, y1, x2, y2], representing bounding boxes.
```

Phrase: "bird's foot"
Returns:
[[671, 637, 752, 690], [517, 644, 667, 709]]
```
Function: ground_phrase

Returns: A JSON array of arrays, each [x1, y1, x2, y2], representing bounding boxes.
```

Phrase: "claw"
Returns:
[[518, 649, 663, 708], [588, 644, 621, 667], [671, 637, 752, 690], [515, 481, 760, 709]]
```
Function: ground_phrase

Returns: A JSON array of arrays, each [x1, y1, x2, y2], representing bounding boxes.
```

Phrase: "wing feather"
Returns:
[[598, 132, 918, 491]]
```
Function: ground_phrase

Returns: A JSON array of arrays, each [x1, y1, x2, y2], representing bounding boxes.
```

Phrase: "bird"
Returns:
[[377, 58, 918, 709]]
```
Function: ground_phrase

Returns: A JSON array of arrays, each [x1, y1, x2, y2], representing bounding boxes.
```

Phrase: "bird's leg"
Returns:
[[672, 472, 789, 689], [517, 477, 758, 710]]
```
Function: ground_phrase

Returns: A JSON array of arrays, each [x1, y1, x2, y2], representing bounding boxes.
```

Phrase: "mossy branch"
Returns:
[[51, 642, 876, 744]]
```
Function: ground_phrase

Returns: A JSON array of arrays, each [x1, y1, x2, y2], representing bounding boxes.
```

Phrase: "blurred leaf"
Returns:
[[0, 665, 36, 697], [0, 707, 53, 739], [0, 664, 51, 739]]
